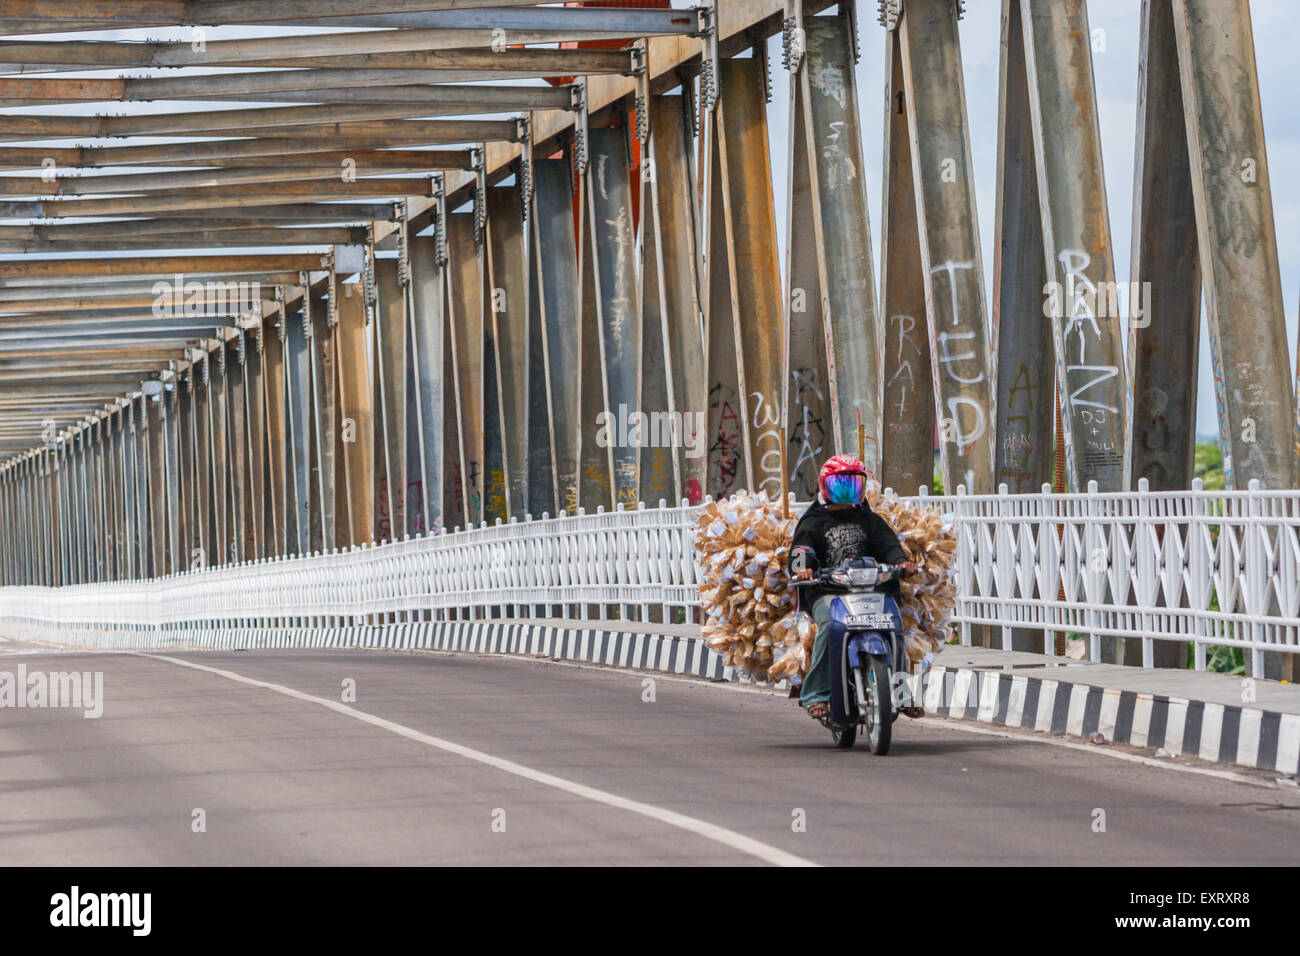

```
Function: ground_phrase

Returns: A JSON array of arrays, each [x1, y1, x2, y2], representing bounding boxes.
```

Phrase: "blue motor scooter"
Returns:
[[794, 556, 919, 753]]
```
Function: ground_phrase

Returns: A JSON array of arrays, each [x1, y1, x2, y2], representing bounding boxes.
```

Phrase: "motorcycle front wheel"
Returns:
[[863, 655, 892, 755]]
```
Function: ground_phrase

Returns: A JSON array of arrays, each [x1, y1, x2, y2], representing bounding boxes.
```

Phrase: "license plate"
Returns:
[[845, 613, 895, 629]]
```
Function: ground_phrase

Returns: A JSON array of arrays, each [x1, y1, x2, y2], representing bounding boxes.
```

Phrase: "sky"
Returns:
[[764, 0, 1299, 440]]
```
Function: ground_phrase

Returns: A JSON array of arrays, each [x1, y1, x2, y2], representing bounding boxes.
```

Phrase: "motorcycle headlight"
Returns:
[[847, 567, 878, 587]]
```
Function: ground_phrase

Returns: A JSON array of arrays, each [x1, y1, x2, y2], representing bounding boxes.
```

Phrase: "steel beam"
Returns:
[[0, 0, 576, 25], [406, 234, 445, 535], [446, 212, 484, 527], [586, 126, 642, 509], [192, 356, 212, 568], [898, 0, 994, 494], [307, 283, 335, 552], [336, 281, 374, 547], [1173, 0, 1294, 492], [879, 23, 934, 496], [531, 157, 581, 517], [708, 57, 785, 501], [485, 185, 529, 521], [791, 13, 882, 481], [0, 74, 574, 109], [0, 24, 659, 70], [1020, 0, 1127, 491], [992, 0, 1054, 495], [374, 256, 407, 541], [0, 254, 323, 281], [0, 185, 433, 221], [1125, 0, 1200, 492], [641, 94, 706, 507]]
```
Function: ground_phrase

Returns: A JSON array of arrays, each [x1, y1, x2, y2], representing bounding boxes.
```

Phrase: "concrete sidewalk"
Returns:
[[936, 645, 1300, 716], [919, 645, 1300, 776]]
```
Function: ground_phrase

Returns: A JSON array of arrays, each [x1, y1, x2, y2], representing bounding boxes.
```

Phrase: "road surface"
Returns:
[[1, 638, 1296, 865]]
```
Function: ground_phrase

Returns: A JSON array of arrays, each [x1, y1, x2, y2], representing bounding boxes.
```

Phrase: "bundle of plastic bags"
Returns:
[[694, 486, 958, 682], [695, 490, 811, 680]]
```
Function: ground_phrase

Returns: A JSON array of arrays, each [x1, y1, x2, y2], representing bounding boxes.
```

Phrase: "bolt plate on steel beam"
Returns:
[[573, 80, 590, 175], [432, 175, 449, 267], [633, 45, 650, 143], [700, 5, 720, 112], [782, 8, 805, 74], [471, 148, 487, 247]]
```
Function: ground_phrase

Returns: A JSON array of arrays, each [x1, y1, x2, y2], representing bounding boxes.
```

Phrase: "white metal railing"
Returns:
[[928, 477, 1300, 674], [0, 501, 701, 636], [2, 479, 1299, 673]]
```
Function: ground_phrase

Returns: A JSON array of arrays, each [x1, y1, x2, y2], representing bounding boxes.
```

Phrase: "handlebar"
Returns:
[[790, 562, 914, 586]]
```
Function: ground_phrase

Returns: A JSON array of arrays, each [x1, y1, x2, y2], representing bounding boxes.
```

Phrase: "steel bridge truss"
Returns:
[[0, 0, 1291, 593]]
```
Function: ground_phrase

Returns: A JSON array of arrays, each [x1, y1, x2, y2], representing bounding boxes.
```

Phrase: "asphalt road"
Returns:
[[1, 638, 1297, 865]]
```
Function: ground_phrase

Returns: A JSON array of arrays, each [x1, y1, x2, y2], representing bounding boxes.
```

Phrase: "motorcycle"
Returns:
[[792, 556, 925, 754]]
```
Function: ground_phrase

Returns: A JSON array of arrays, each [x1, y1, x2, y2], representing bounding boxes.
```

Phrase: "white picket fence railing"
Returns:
[[0, 501, 701, 634], [2, 478, 1299, 674], [941, 477, 1300, 674]]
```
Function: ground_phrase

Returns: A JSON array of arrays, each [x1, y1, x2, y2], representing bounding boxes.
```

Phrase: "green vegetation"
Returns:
[[1189, 642, 1245, 675], [1194, 440, 1226, 490]]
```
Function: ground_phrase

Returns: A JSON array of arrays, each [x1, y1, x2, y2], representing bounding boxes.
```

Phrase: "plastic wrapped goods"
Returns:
[[695, 487, 957, 681]]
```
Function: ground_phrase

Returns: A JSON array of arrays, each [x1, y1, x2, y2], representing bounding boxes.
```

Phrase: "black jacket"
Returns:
[[791, 499, 907, 609]]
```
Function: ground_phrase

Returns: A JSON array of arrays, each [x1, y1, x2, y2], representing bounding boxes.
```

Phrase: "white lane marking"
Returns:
[[147, 653, 818, 868], [194, 646, 1295, 788]]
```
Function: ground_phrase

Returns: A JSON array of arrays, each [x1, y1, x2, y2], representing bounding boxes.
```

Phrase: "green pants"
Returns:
[[799, 595, 835, 706]]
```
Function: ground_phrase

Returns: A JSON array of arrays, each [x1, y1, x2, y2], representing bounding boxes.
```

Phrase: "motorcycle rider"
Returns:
[[791, 454, 921, 721]]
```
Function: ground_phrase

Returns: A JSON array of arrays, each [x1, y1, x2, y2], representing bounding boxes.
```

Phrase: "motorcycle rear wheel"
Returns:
[[831, 722, 857, 748]]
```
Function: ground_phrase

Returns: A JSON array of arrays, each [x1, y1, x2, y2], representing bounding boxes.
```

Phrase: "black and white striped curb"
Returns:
[[919, 665, 1300, 777], [25, 618, 727, 681]]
